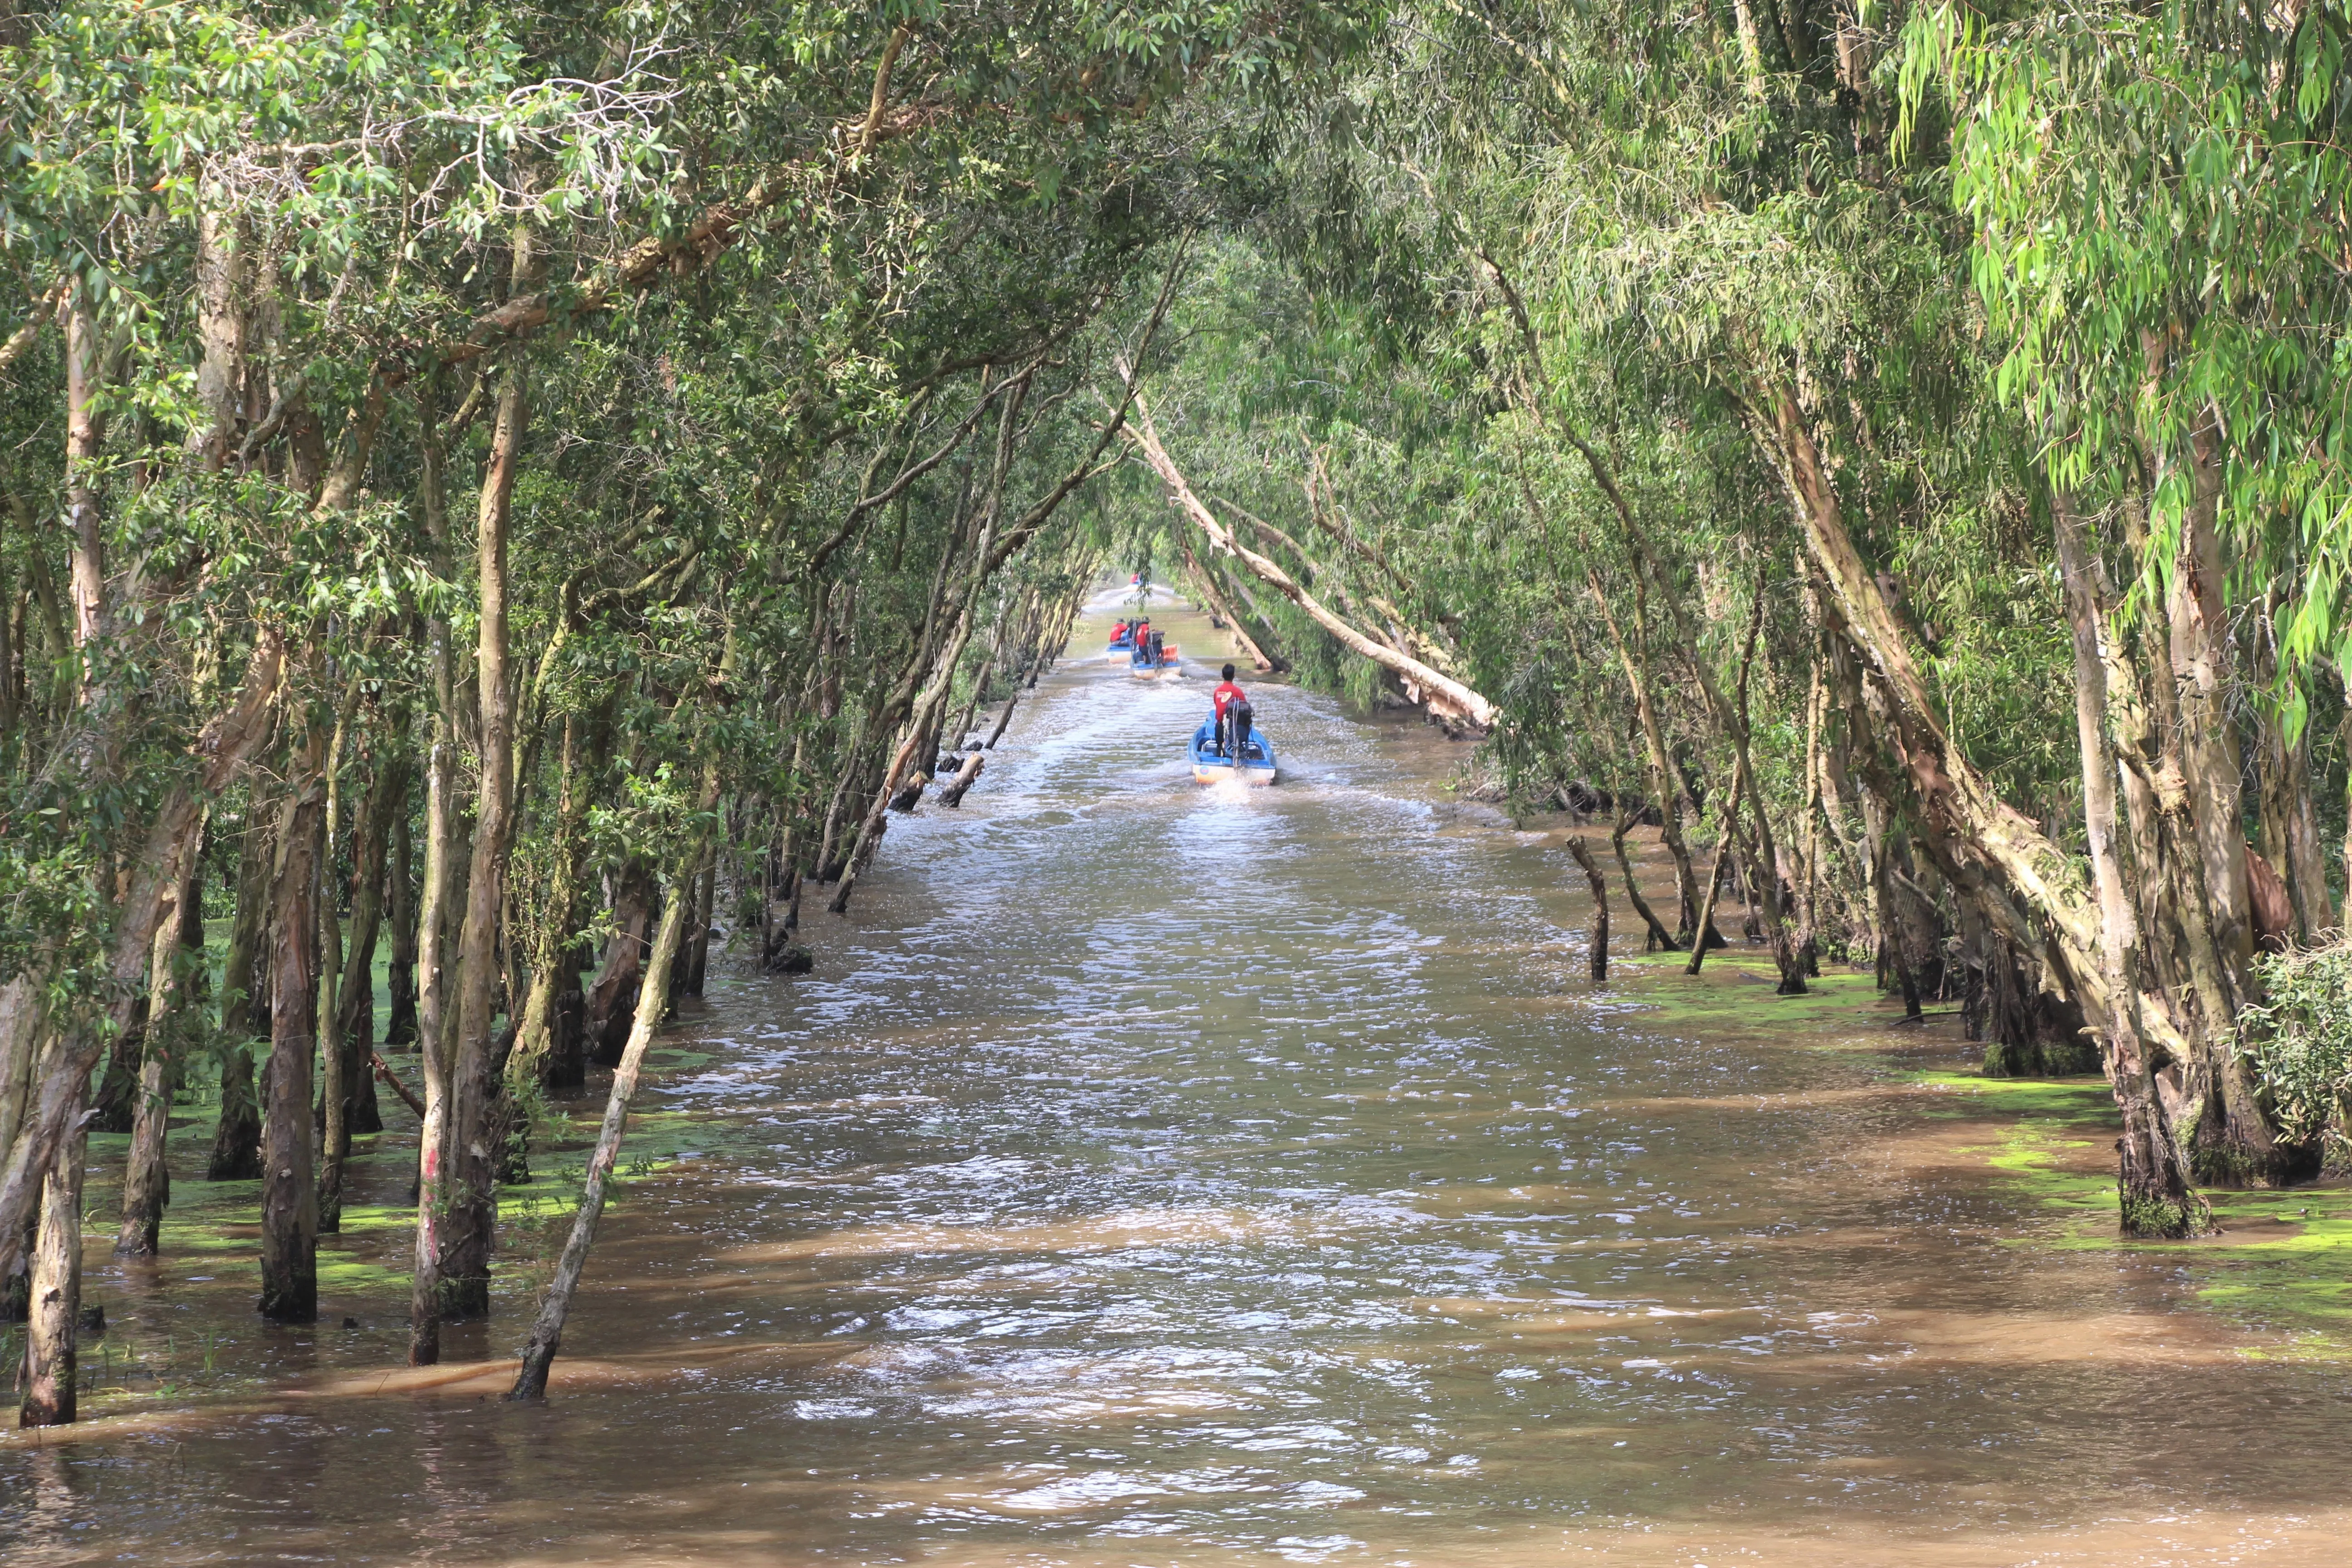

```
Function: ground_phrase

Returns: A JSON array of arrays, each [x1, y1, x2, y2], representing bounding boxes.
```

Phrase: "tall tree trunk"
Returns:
[[259, 760, 325, 1322], [2053, 491, 2202, 1233], [509, 708, 602, 1090], [209, 798, 274, 1181], [320, 743, 407, 1229], [384, 807, 419, 1049], [315, 688, 359, 1234], [683, 858, 716, 997], [444, 352, 528, 1322], [116, 839, 204, 1255]]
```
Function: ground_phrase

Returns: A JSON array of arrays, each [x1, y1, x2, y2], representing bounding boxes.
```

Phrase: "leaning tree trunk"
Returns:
[[509, 857, 696, 1401], [1565, 836, 1611, 983], [1609, 805, 1681, 952], [1756, 379, 2199, 1234]]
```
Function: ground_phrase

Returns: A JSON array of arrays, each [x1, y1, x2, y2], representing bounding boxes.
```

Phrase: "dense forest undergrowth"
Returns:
[[9, 0, 2352, 1430]]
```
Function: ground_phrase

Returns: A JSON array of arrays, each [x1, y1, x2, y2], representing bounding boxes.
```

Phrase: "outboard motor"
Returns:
[[1148, 630, 1165, 665], [1230, 699, 1253, 759]]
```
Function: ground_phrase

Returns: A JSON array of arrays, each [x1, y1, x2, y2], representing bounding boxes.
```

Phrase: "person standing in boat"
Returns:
[[1212, 664, 1248, 755]]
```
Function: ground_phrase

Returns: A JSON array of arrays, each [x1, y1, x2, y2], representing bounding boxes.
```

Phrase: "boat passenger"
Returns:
[[1211, 664, 1247, 754], [1111, 618, 1129, 642]]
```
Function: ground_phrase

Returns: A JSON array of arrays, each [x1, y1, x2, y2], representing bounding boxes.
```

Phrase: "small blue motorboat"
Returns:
[[1189, 712, 1276, 786], [1129, 628, 1179, 679]]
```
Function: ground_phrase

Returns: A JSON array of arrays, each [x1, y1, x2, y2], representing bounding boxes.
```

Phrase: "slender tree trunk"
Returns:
[[315, 691, 358, 1235], [1566, 836, 1610, 982], [684, 858, 716, 997], [510, 709, 601, 1090], [209, 799, 274, 1181], [1610, 805, 1681, 951], [444, 352, 528, 1323], [1686, 756, 1747, 976], [385, 809, 418, 1049], [509, 862, 695, 1401], [407, 368, 471, 1363], [1179, 531, 1274, 671], [116, 841, 204, 1255], [260, 763, 325, 1322], [320, 745, 407, 1229]]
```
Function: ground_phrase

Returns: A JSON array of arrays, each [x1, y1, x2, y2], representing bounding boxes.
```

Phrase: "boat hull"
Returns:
[[1188, 720, 1276, 784], [1191, 759, 1277, 786]]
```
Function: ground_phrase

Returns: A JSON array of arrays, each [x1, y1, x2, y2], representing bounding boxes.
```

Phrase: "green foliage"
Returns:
[[2238, 941, 2352, 1157]]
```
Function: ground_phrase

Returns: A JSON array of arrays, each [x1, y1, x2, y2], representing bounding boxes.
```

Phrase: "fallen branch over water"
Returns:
[[1118, 368, 1497, 730]]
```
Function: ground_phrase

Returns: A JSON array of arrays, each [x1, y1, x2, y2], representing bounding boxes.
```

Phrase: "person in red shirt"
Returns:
[[1110, 619, 1129, 643], [1211, 664, 1247, 754]]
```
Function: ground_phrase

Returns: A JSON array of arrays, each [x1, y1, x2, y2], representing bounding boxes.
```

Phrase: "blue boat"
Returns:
[[1189, 715, 1276, 786], [1128, 628, 1178, 678], [1104, 625, 1137, 663]]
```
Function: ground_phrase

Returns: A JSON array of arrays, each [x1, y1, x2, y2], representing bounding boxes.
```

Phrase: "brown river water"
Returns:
[[6, 592, 2352, 1565]]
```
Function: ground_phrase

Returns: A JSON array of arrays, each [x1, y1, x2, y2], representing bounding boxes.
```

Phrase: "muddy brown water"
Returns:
[[8, 593, 2352, 1565]]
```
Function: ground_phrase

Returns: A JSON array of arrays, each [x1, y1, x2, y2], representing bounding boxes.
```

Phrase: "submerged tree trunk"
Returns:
[[443, 351, 529, 1324], [2052, 490, 2204, 1232], [1610, 805, 1681, 952], [1565, 836, 1610, 982], [18, 1110, 87, 1427], [117, 844, 205, 1256], [320, 745, 407, 1230], [210, 803, 273, 1181], [509, 860, 696, 1401], [510, 708, 603, 1090], [260, 766, 325, 1322]]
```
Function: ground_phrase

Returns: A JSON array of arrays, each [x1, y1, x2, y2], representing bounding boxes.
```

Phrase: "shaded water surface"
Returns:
[[8, 596, 2352, 1565]]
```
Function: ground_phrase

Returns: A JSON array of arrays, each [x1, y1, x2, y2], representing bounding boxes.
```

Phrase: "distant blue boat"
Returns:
[[1127, 629, 1178, 678], [1189, 716, 1276, 786]]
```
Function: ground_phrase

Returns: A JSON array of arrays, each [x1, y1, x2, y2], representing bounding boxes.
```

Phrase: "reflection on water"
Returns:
[[7, 594, 2352, 1566]]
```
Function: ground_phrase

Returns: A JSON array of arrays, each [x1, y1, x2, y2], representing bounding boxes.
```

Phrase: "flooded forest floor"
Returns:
[[10, 605, 2352, 1565]]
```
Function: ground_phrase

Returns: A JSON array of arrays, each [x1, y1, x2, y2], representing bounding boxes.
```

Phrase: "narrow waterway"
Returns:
[[7, 593, 2352, 1566]]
